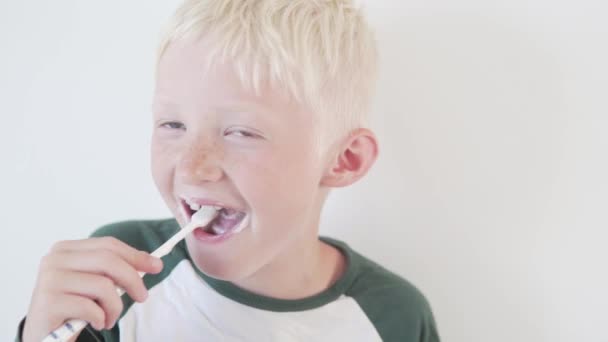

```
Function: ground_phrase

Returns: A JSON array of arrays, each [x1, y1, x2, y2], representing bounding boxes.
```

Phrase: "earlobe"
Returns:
[[321, 128, 379, 188]]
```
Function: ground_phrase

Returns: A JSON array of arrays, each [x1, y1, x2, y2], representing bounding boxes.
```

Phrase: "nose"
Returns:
[[176, 140, 224, 184]]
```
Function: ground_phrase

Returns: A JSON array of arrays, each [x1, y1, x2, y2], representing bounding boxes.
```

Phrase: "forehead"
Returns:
[[153, 39, 301, 120]]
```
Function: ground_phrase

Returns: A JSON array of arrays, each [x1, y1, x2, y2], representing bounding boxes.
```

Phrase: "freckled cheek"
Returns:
[[150, 140, 178, 192], [222, 151, 273, 189]]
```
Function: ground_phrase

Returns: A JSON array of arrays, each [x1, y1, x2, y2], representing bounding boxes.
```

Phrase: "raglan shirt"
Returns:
[[17, 219, 440, 342]]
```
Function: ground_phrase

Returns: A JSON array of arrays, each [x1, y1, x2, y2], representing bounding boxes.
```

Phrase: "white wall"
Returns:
[[1, 1, 606, 341]]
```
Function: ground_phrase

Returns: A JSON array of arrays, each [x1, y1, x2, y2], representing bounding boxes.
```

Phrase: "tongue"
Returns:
[[203, 210, 247, 235], [214, 210, 246, 230]]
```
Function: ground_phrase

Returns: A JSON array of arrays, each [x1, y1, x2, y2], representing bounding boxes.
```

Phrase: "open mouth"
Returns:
[[180, 198, 248, 237]]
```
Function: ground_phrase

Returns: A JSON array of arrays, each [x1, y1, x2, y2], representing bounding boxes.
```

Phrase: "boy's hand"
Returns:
[[22, 237, 163, 342]]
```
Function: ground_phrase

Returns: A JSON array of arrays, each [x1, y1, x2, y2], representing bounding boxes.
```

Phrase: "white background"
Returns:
[[1, 1, 607, 341]]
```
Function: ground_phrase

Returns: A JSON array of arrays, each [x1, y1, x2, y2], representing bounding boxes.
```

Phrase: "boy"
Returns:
[[19, 0, 440, 341]]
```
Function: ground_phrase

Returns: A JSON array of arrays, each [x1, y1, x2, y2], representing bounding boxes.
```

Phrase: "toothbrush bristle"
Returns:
[[191, 206, 219, 226]]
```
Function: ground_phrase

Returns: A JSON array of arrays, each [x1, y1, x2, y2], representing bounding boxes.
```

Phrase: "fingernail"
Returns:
[[151, 257, 162, 268], [95, 321, 104, 331]]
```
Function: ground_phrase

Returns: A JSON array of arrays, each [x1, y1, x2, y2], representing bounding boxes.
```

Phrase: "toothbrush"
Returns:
[[41, 206, 218, 342]]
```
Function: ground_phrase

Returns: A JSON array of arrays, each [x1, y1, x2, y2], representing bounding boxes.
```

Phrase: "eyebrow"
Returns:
[[212, 98, 271, 113], [152, 98, 266, 112], [213, 103, 280, 129], [151, 96, 178, 114], [151, 100, 279, 126]]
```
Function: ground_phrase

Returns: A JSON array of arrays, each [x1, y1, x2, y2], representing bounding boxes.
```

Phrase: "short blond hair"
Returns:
[[158, 0, 377, 147]]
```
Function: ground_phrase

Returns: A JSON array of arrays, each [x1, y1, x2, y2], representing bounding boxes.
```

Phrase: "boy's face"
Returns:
[[151, 39, 328, 280]]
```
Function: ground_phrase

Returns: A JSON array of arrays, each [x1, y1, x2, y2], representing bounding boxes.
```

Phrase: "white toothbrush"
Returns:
[[41, 206, 218, 342]]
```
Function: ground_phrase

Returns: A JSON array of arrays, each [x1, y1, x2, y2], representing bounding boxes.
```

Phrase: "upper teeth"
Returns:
[[185, 200, 223, 212]]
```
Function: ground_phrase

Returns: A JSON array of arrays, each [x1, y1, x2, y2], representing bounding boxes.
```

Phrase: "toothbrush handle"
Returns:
[[41, 319, 87, 342]]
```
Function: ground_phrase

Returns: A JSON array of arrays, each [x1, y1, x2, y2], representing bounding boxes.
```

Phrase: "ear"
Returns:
[[320, 128, 379, 188]]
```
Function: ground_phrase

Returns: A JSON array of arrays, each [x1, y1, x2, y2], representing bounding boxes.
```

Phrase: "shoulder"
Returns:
[[330, 238, 440, 342], [89, 218, 179, 253]]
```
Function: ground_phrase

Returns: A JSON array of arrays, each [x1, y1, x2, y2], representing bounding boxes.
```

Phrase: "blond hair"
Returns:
[[158, 0, 377, 148]]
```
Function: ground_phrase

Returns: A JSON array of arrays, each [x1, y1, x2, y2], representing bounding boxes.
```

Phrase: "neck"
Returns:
[[233, 224, 346, 300]]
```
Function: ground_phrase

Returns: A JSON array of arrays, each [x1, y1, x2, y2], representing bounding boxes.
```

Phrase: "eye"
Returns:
[[225, 128, 262, 139], [159, 121, 186, 130]]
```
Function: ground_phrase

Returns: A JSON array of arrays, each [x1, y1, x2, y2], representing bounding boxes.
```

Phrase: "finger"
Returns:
[[49, 237, 163, 274], [49, 293, 106, 331], [49, 271, 124, 329], [29, 295, 104, 342], [46, 250, 150, 302]]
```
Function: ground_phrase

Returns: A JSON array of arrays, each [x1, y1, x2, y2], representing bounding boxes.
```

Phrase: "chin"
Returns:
[[183, 240, 246, 281], [191, 255, 248, 281]]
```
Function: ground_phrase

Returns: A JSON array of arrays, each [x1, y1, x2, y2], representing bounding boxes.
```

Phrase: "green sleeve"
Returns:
[[346, 251, 441, 342]]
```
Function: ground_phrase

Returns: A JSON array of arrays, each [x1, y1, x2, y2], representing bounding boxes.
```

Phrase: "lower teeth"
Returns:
[[204, 220, 227, 236], [210, 223, 227, 235], [201, 212, 248, 236]]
